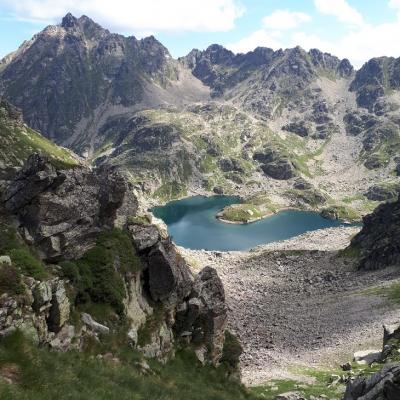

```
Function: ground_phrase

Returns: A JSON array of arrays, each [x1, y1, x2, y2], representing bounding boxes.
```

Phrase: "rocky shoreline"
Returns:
[[179, 226, 400, 385]]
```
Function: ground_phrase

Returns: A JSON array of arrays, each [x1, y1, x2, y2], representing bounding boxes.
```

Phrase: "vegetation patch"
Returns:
[[0, 331, 258, 400], [251, 366, 347, 400], [338, 244, 361, 259], [321, 204, 361, 222], [218, 204, 263, 223], [59, 229, 141, 316], [154, 181, 188, 201], [0, 215, 47, 281]]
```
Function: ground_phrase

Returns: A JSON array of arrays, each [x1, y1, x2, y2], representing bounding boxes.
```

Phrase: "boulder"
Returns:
[[293, 178, 312, 190], [4, 154, 138, 261], [129, 224, 160, 252], [218, 158, 244, 173], [32, 281, 53, 312], [282, 121, 311, 137], [261, 160, 296, 180], [351, 194, 400, 269], [81, 313, 110, 335], [344, 364, 400, 400], [48, 280, 70, 332], [0, 256, 11, 266], [147, 241, 193, 305], [365, 184, 400, 201], [276, 393, 304, 400], [353, 349, 381, 365], [190, 266, 228, 364]]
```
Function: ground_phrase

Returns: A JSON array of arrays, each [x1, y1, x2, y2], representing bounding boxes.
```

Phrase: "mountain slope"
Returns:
[[1, 14, 400, 219], [0, 14, 210, 155], [0, 98, 78, 178]]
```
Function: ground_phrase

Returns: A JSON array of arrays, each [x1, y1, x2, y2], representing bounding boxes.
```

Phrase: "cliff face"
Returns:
[[0, 154, 230, 367], [350, 194, 400, 270]]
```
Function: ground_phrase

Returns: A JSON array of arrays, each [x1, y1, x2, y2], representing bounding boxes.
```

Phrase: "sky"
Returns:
[[0, 0, 399, 69]]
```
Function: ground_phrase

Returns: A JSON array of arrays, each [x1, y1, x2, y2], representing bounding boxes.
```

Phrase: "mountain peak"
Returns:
[[61, 12, 78, 29]]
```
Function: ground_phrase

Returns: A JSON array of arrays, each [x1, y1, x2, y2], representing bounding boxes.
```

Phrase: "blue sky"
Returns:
[[0, 0, 400, 68]]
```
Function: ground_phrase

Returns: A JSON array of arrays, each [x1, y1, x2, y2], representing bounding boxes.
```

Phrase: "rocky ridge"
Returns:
[[0, 154, 232, 369], [1, 15, 400, 222]]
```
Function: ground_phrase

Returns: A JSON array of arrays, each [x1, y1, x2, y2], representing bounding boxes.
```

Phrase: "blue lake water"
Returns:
[[152, 196, 353, 251]]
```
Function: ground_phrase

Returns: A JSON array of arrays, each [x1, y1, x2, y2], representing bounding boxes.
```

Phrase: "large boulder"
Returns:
[[4, 154, 138, 261], [147, 241, 193, 306], [260, 160, 296, 180], [129, 223, 160, 252], [176, 266, 227, 364], [344, 364, 400, 399], [365, 184, 400, 201], [351, 193, 400, 269], [282, 120, 311, 137]]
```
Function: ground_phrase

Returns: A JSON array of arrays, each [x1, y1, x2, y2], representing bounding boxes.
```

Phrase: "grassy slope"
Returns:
[[0, 107, 78, 169], [0, 332, 258, 400]]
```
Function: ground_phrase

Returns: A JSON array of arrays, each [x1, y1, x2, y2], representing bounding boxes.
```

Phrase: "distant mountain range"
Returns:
[[1, 13, 400, 220]]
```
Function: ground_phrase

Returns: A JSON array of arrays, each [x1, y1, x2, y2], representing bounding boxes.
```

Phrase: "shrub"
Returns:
[[9, 249, 47, 280], [221, 331, 243, 369], [0, 263, 24, 296], [60, 229, 142, 316]]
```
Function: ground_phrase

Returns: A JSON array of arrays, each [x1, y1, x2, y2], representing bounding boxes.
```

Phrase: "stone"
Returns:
[[365, 184, 400, 201], [81, 313, 110, 335], [282, 121, 311, 137], [50, 325, 76, 351], [351, 194, 400, 270], [213, 186, 224, 195], [341, 362, 352, 371], [0, 256, 11, 266], [190, 266, 227, 364], [127, 328, 138, 345], [276, 392, 304, 400], [260, 160, 296, 180], [48, 280, 70, 332], [32, 281, 53, 312], [128, 224, 160, 252], [344, 364, 400, 400], [353, 349, 381, 365], [147, 241, 193, 305], [5, 154, 138, 261]]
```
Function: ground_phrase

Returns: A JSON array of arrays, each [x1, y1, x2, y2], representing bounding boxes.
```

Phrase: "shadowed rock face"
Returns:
[[351, 193, 400, 270], [4, 154, 138, 261], [344, 364, 400, 400]]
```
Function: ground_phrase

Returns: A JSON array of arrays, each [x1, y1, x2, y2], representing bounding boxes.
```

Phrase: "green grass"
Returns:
[[321, 204, 361, 222], [0, 107, 78, 169], [218, 204, 264, 223], [154, 181, 188, 201], [0, 214, 48, 281], [338, 244, 361, 259], [0, 331, 259, 400], [251, 366, 346, 400], [59, 229, 142, 316], [0, 263, 24, 296], [365, 281, 400, 305], [127, 215, 152, 226]]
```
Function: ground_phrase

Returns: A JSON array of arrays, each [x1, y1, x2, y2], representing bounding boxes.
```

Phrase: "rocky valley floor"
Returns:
[[180, 226, 400, 386]]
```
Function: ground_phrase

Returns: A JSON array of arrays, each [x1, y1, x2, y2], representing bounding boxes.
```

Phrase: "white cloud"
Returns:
[[227, 29, 283, 54], [227, 1, 400, 69], [0, 0, 245, 33], [314, 0, 364, 26], [262, 10, 311, 30]]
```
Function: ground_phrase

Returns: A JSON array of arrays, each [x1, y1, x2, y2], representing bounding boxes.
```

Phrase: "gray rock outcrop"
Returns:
[[350, 192, 400, 269], [344, 364, 400, 400], [4, 154, 138, 261]]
